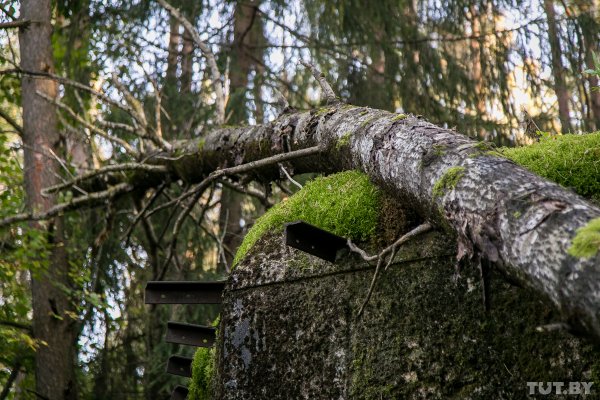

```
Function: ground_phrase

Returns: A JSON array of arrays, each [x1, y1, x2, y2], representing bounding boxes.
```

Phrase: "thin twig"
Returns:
[[36, 90, 138, 156], [349, 223, 432, 318], [0, 319, 32, 332], [220, 179, 273, 207], [279, 163, 303, 189], [272, 88, 291, 115], [122, 183, 167, 245], [158, 183, 214, 280], [0, 20, 29, 29], [212, 145, 322, 178], [42, 163, 168, 195], [0, 183, 134, 228], [0, 67, 136, 119], [0, 108, 22, 135], [110, 72, 149, 133], [299, 60, 338, 104]]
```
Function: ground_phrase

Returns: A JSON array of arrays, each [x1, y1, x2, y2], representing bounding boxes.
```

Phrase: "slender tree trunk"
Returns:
[[469, 6, 486, 114], [543, 0, 572, 132], [218, 0, 262, 270], [19, 0, 78, 399], [581, 22, 600, 130], [166, 17, 180, 85], [181, 26, 194, 94]]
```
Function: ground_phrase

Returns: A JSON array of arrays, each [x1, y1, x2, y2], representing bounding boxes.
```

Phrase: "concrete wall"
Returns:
[[212, 230, 600, 399]]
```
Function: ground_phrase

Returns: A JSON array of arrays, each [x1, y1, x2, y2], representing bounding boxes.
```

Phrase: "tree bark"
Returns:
[[7, 88, 600, 343], [181, 25, 194, 94], [166, 16, 180, 85], [19, 0, 78, 398], [544, 0, 572, 132], [163, 104, 600, 342]]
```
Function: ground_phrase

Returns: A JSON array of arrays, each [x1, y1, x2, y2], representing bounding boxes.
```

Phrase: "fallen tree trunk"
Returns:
[[5, 102, 600, 342], [170, 103, 600, 342]]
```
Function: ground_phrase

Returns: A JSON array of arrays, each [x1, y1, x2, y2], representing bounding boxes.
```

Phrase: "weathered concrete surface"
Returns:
[[213, 230, 600, 399]]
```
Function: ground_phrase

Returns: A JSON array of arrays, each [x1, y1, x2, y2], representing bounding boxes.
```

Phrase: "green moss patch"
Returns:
[[188, 347, 215, 400], [568, 217, 600, 259], [233, 170, 381, 266], [499, 133, 600, 199], [189, 317, 219, 400], [432, 166, 466, 198]]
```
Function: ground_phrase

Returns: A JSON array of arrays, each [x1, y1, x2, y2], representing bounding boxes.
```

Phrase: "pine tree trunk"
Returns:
[[19, 0, 78, 398], [166, 16, 180, 85], [218, 0, 262, 270], [580, 17, 600, 130], [544, 0, 572, 132], [181, 26, 194, 94]]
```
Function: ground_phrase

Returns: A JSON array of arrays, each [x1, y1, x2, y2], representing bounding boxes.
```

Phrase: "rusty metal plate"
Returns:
[[170, 385, 188, 400], [166, 355, 193, 377], [145, 281, 225, 304], [166, 321, 216, 347], [284, 221, 347, 263]]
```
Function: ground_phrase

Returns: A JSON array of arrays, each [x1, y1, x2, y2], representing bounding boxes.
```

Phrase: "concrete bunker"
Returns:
[[177, 171, 600, 399]]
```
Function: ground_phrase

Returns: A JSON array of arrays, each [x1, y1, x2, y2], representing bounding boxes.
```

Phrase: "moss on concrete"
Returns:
[[216, 231, 600, 399], [569, 217, 600, 259], [188, 347, 215, 400], [499, 132, 600, 199], [189, 317, 219, 400], [232, 170, 381, 266], [432, 166, 466, 198]]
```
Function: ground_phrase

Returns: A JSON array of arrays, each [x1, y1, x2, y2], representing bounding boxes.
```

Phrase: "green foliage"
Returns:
[[188, 317, 219, 400], [568, 217, 600, 259], [583, 52, 600, 92], [233, 171, 381, 266], [188, 347, 215, 400], [0, 135, 37, 394], [432, 166, 466, 198], [499, 132, 600, 200]]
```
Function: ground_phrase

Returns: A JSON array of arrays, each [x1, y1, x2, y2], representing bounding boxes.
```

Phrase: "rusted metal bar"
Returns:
[[166, 321, 216, 347], [285, 221, 347, 263], [166, 355, 193, 378], [145, 281, 225, 304], [170, 385, 189, 400]]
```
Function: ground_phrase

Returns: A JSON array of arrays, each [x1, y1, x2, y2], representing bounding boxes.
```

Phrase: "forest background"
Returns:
[[0, 0, 599, 398]]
